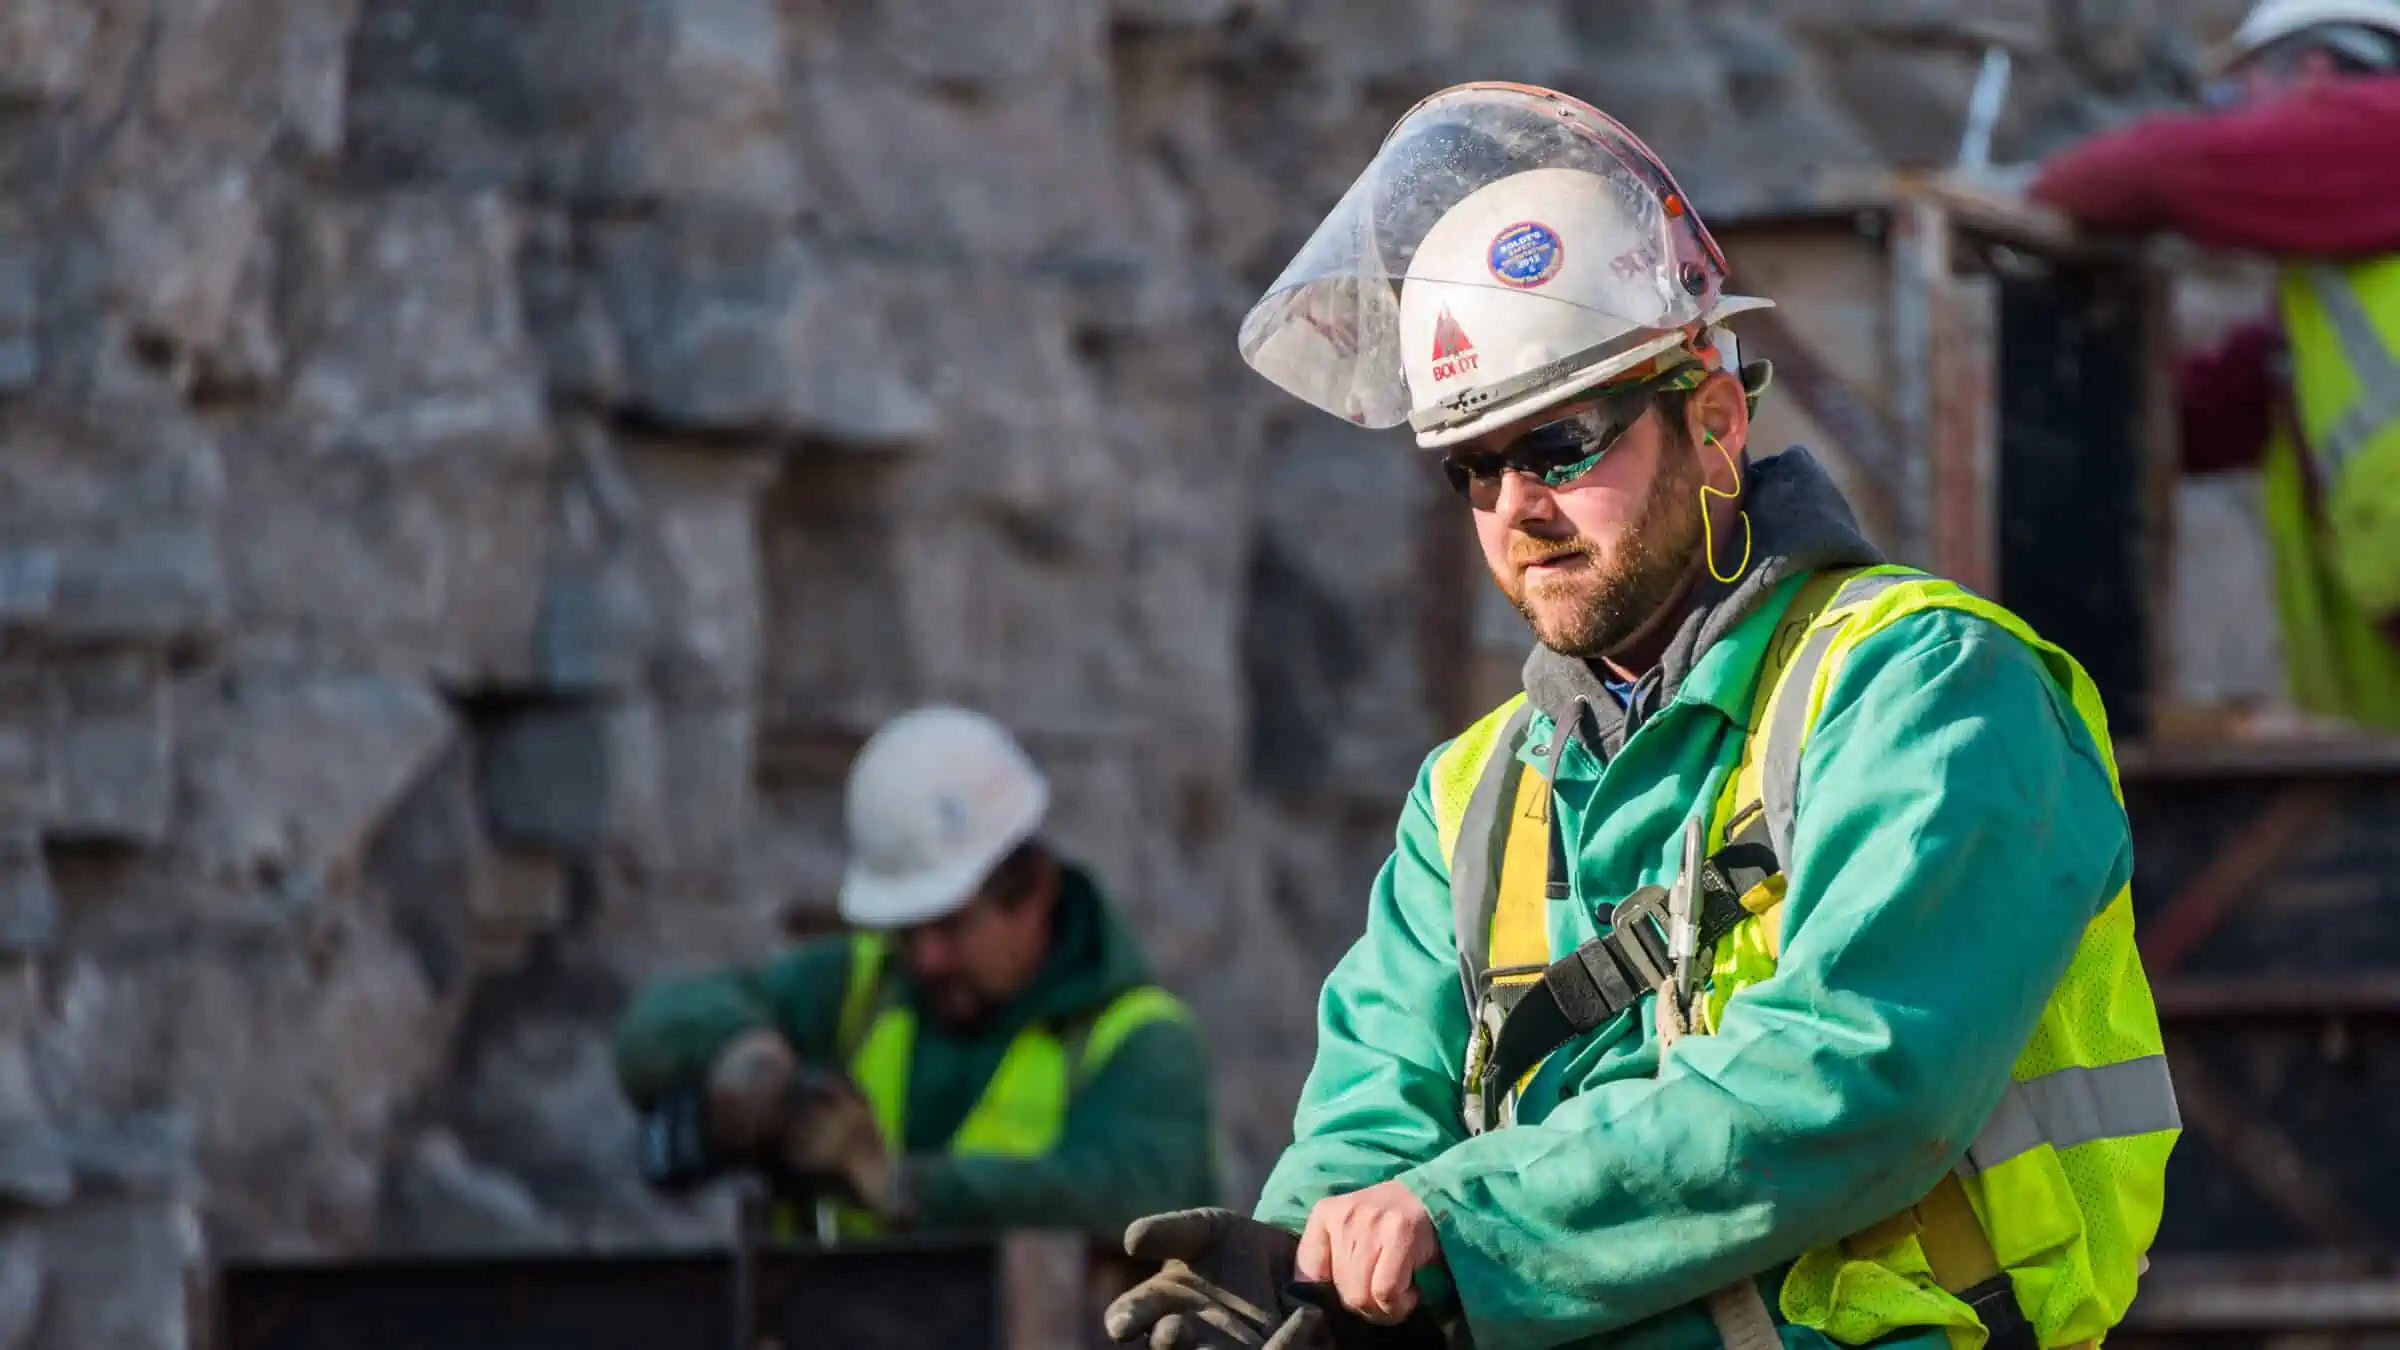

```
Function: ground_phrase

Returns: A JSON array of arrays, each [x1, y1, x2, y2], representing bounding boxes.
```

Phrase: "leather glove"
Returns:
[[706, 1031, 901, 1218], [759, 1063, 902, 1218], [1105, 1209, 1328, 1350]]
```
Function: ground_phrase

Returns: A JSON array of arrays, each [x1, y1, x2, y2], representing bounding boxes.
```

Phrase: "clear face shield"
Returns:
[[1236, 83, 1756, 442]]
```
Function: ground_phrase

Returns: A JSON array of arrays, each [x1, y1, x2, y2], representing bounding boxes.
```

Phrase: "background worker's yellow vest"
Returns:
[[794, 933, 1188, 1240], [2263, 256, 2400, 733], [1429, 569, 2177, 1350]]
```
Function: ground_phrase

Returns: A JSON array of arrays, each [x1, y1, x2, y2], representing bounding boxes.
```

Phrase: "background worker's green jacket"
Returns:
[[613, 865, 1219, 1235], [1254, 450, 2135, 1350]]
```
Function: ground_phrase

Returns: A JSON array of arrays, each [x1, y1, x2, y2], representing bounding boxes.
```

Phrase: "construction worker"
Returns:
[[1104, 83, 2178, 1350], [2029, 0, 2400, 733], [611, 705, 1219, 1241]]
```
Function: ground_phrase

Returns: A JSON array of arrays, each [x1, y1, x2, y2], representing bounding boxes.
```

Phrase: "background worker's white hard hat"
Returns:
[[2213, 0, 2400, 69], [838, 706, 1051, 930]]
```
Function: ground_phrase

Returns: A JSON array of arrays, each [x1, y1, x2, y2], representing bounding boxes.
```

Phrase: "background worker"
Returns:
[[2030, 0, 2400, 732], [1104, 83, 2176, 1350], [611, 704, 1219, 1241]]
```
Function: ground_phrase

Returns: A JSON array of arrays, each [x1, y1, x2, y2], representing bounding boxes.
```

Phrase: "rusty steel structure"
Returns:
[[1708, 174, 2400, 1347]]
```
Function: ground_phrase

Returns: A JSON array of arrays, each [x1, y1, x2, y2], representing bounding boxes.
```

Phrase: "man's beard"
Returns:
[[918, 976, 998, 1032], [1496, 441, 1706, 659]]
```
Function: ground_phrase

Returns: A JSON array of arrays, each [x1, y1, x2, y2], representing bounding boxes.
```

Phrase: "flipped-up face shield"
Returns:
[[1236, 82, 1770, 447]]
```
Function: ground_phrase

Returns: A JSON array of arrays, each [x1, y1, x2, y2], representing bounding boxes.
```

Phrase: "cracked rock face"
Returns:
[[0, 1, 2259, 1342]]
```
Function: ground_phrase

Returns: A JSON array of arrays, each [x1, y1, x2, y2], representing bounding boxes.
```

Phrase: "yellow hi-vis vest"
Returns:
[[1427, 567, 2178, 1350], [784, 932, 1190, 1241], [2262, 257, 2400, 733]]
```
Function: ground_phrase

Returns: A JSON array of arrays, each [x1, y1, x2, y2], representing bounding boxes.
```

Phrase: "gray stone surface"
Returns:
[[20, 1197, 197, 1350], [0, 1236, 38, 1350], [0, 0, 2279, 1338], [379, 1127, 569, 1253], [173, 669, 455, 886], [587, 212, 938, 444], [0, 828, 54, 956], [44, 653, 172, 846]]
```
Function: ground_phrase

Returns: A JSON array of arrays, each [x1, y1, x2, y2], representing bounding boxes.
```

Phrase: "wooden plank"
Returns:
[[2135, 262, 2183, 746], [1910, 199, 2000, 595], [1884, 205, 1937, 568]]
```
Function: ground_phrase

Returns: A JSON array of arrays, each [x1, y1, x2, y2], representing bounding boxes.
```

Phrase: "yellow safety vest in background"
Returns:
[[2264, 255, 2400, 733], [783, 933, 1188, 1240], [1430, 568, 2177, 1350]]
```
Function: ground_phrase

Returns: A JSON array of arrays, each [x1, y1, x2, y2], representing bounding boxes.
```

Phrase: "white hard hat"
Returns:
[[1395, 167, 1772, 448], [837, 706, 1051, 929], [1237, 82, 1772, 450], [2214, 0, 2400, 69]]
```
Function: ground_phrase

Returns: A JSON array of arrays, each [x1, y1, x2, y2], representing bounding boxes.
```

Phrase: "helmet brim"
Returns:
[[1410, 295, 1777, 450]]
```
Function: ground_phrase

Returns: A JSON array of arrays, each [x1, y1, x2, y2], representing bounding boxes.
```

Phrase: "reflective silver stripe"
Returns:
[[2302, 265, 2400, 479], [1959, 1054, 2182, 1176], [1759, 570, 1912, 866], [1450, 701, 1534, 1015]]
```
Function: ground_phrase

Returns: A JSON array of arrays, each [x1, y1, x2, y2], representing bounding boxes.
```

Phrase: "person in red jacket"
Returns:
[[2029, 0, 2400, 722]]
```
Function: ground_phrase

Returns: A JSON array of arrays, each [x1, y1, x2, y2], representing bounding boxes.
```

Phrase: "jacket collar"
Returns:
[[1520, 446, 1887, 761]]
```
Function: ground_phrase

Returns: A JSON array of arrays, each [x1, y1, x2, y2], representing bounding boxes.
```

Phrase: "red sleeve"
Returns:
[[2175, 317, 2285, 475], [2030, 76, 2400, 257]]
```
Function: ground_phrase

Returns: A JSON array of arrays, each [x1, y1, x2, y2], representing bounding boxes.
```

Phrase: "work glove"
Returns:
[[1105, 1210, 1448, 1350], [707, 1031, 903, 1219], [1106, 1209, 1320, 1350], [758, 1062, 902, 1218]]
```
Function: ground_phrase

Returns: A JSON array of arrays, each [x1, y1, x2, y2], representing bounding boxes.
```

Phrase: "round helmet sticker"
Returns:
[[1488, 221, 1564, 289]]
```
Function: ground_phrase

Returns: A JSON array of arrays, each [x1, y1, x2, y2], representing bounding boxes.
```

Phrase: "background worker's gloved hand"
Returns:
[[1105, 1209, 1330, 1350], [759, 1061, 902, 1219], [664, 1029, 903, 1219]]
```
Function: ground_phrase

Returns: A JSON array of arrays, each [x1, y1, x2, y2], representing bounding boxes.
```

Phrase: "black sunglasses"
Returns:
[[1439, 369, 1701, 511]]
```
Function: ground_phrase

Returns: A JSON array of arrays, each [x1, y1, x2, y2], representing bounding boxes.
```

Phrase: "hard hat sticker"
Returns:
[[1489, 221, 1564, 290], [1429, 307, 1479, 382]]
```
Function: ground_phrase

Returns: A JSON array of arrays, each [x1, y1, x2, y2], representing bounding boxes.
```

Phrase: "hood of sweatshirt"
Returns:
[[1521, 445, 1888, 760]]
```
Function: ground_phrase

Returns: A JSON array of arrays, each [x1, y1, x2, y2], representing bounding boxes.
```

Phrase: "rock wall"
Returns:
[[0, 1, 2262, 1344]]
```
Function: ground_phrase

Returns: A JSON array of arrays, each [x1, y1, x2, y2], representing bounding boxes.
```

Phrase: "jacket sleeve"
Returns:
[[1252, 753, 1472, 1233], [900, 1016, 1223, 1234], [1393, 613, 2135, 1350], [2028, 78, 2400, 255], [610, 936, 857, 1106], [2178, 316, 2288, 475]]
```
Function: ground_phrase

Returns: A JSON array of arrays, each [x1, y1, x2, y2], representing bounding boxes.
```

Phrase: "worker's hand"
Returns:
[[703, 1031, 901, 1219], [764, 1063, 902, 1217], [1105, 1208, 1321, 1349], [1296, 1182, 1442, 1326]]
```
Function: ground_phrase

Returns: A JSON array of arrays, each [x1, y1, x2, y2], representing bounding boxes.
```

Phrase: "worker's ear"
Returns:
[[1686, 370, 1751, 470]]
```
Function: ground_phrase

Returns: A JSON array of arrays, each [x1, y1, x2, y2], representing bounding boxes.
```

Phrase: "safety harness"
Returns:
[[1449, 568, 2053, 1350]]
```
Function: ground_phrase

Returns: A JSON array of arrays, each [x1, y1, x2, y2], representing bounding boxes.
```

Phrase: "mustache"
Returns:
[[1506, 534, 1598, 569]]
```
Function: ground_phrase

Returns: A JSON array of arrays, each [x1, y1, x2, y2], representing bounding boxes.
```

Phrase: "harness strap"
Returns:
[[1469, 876, 1753, 1130]]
